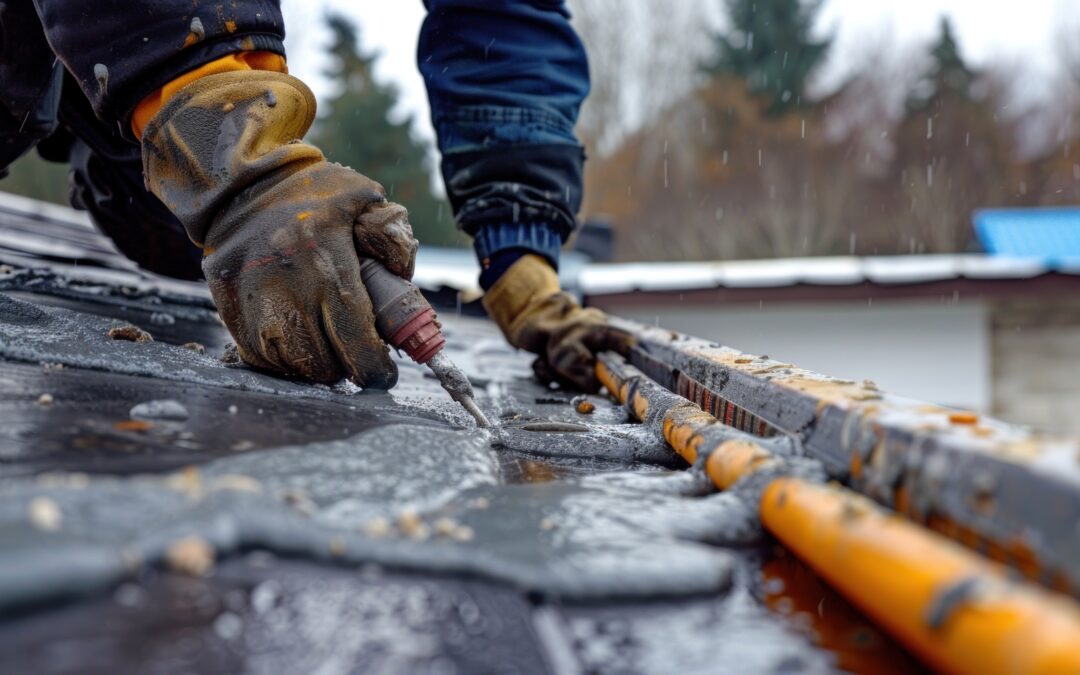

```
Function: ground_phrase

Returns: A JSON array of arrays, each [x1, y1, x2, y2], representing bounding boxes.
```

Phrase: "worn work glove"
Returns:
[[141, 71, 417, 388], [482, 254, 635, 392]]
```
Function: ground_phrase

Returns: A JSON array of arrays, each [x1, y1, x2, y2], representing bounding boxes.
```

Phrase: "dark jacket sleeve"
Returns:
[[31, 0, 286, 131]]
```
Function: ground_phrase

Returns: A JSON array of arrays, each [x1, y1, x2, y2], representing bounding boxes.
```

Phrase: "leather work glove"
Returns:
[[482, 254, 635, 392], [141, 71, 417, 388]]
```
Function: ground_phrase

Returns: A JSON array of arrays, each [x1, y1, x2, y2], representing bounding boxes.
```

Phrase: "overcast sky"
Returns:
[[280, 0, 1074, 144]]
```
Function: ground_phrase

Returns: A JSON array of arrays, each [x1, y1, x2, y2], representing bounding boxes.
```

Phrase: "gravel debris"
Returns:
[[364, 517, 390, 538], [221, 342, 242, 365], [27, 497, 62, 531], [281, 489, 315, 516], [107, 324, 153, 343], [164, 536, 215, 577], [398, 508, 429, 540]]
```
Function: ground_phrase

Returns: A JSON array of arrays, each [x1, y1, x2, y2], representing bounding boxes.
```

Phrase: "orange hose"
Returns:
[[761, 478, 1080, 675]]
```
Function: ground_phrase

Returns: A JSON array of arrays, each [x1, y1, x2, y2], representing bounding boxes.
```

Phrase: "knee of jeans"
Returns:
[[435, 105, 579, 153]]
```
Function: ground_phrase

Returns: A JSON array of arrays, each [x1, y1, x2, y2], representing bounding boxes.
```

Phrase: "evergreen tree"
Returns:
[[893, 15, 1019, 253], [312, 14, 459, 246], [705, 0, 830, 114], [907, 16, 976, 110]]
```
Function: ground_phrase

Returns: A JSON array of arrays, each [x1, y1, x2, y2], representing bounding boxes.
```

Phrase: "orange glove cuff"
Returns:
[[131, 51, 287, 139]]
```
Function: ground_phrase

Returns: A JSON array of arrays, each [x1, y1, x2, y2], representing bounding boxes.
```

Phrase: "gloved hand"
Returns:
[[482, 254, 634, 392], [141, 71, 417, 389]]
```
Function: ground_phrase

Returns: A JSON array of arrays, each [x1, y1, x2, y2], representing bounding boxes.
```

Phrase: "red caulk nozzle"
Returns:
[[388, 306, 445, 364], [358, 259, 489, 427]]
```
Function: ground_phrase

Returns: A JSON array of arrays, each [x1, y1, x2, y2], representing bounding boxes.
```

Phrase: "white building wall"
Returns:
[[991, 300, 1080, 436], [613, 299, 991, 412]]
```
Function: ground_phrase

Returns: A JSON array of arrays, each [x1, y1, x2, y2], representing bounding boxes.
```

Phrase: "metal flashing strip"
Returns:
[[596, 351, 1080, 675], [615, 318, 1080, 598]]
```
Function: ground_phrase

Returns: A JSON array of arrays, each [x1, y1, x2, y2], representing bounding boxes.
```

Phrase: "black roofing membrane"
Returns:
[[0, 213, 922, 673]]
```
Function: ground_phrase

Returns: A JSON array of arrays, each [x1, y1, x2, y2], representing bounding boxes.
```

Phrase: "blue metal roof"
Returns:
[[974, 207, 1080, 258]]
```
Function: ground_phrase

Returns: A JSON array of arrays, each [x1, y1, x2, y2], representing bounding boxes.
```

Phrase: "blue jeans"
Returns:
[[419, 0, 590, 281]]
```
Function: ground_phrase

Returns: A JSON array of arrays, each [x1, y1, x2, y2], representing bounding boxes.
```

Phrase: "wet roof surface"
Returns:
[[0, 198, 924, 674]]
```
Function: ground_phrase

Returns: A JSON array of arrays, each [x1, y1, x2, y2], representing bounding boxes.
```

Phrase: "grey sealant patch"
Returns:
[[0, 421, 754, 610]]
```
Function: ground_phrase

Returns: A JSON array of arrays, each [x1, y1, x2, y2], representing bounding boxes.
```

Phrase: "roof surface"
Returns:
[[0, 194, 919, 673]]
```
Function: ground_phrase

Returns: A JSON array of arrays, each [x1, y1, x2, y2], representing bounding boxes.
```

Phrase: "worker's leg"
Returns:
[[0, 0, 64, 174], [418, 1, 632, 392], [418, 0, 590, 287]]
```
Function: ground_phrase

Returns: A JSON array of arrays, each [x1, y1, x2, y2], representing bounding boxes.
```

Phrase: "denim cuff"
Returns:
[[473, 222, 562, 270]]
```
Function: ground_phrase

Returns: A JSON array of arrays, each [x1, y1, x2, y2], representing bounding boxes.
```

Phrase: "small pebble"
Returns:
[[213, 612, 243, 640], [114, 583, 147, 608], [398, 508, 429, 540], [165, 536, 215, 577], [281, 489, 315, 515], [165, 466, 203, 499], [451, 525, 475, 542], [221, 343, 242, 365], [228, 405, 238, 415], [364, 517, 390, 538], [540, 518, 557, 531], [182, 342, 206, 354], [107, 324, 153, 343], [434, 517, 459, 537], [575, 400, 595, 415], [113, 419, 154, 432], [250, 580, 281, 614], [949, 411, 979, 425], [328, 537, 346, 556], [36, 393, 54, 406], [27, 497, 62, 531]]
